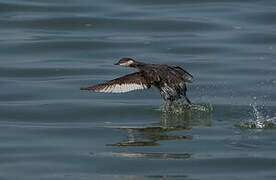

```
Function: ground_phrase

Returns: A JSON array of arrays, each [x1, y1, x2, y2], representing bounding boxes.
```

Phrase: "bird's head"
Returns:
[[115, 58, 135, 67]]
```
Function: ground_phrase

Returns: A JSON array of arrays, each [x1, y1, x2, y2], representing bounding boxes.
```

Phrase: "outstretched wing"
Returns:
[[173, 66, 193, 83], [80, 72, 150, 93]]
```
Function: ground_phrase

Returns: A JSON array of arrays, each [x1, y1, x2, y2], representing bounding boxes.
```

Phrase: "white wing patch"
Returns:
[[96, 83, 148, 93]]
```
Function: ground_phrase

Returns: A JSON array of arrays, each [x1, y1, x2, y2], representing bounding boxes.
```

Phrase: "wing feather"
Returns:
[[173, 66, 193, 83], [80, 72, 149, 93]]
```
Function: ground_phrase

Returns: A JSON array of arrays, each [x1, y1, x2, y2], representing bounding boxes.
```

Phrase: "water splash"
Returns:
[[153, 101, 213, 129], [237, 104, 276, 129], [157, 101, 213, 114]]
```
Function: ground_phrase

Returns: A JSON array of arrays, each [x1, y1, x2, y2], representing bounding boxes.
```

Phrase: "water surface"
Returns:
[[0, 0, 276, 179]]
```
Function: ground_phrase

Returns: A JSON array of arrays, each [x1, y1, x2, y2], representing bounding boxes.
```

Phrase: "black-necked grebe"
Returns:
[[81, 58, 193, 104]]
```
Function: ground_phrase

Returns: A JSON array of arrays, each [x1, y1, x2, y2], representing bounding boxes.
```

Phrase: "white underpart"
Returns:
[[97, 83, 147, 93], [120, 60, 134, 66]]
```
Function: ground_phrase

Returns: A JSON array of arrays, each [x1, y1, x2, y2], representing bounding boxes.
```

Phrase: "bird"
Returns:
[[80, 58, 193, 105]]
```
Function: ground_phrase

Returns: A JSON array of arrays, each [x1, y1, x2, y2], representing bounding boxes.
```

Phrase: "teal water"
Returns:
[[0, 0, 276, 179]]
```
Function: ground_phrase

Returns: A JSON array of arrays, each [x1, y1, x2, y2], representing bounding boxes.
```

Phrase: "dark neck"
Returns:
[[129, 61, 145, 68]]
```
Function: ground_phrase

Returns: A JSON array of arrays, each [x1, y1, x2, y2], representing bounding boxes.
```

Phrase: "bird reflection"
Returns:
[[107, 103, 212, 147], [107, 126, 192, 147]]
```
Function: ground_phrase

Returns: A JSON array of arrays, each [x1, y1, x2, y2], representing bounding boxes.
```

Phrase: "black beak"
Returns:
[[114, 62, 119, 65]]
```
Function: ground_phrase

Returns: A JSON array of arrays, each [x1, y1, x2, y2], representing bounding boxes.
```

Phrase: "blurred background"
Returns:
[[0, 0, 275, 179]]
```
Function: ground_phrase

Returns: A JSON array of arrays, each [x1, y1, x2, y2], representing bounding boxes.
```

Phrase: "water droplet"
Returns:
[[259, 57, 264, 60], [234, 25, 241, 30]]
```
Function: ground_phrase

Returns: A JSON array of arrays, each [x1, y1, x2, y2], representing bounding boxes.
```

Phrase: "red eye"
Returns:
[[119, 60, 123, 63]]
